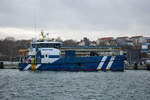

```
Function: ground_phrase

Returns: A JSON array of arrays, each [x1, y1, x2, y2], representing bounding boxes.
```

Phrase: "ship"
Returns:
[[18, 31, 125, 71]]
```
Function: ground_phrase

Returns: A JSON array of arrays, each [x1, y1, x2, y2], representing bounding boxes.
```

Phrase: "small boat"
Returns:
[[18, 32, 125, 71]]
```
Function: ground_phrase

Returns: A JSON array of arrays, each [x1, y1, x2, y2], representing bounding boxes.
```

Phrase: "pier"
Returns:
[[0, 61, 18, 69]]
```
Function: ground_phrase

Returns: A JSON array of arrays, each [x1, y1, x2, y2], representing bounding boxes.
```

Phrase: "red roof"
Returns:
[[130, 36, 143, 39], [117, 36, 129, 39], [99, 37, 113, 41]]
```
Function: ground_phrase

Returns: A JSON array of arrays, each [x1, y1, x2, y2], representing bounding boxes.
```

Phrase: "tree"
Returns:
[[63, 39, 78, 46]]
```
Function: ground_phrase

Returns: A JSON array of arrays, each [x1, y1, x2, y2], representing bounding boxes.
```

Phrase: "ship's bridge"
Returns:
[[27, 41, 62, 63], [31, 41, 62, 49]]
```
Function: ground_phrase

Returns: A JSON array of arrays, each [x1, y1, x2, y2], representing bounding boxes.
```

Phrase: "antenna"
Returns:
[[33, 9, 37, 41], [41, 29, 45, 41], [46, 32, 50, 40]]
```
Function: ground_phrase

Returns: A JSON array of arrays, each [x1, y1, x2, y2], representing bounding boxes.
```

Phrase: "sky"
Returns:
[[0, 0, 150, 40]]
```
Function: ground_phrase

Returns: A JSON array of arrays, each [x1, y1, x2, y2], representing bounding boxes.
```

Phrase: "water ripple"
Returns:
[[0, 69, 150, 100]]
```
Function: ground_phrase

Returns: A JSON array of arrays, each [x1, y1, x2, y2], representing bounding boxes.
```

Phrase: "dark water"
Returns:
[[0, 70, 150, 100]]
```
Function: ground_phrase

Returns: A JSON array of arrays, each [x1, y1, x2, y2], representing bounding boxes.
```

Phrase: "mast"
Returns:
[[41, 30, 46, 41]]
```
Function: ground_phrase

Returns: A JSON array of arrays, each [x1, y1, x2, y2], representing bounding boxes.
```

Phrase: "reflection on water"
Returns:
[[0, 69, 150, 100]]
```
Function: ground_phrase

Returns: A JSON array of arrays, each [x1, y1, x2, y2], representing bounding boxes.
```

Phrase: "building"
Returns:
[[145, 37, 150, 45], [78, 40, 85, 46], [116, 36, 132, 46], [90, 41, 96, 46], [78, 37, 90, 46], [96, 37, 114, 46], [130, 36, 146, 45]]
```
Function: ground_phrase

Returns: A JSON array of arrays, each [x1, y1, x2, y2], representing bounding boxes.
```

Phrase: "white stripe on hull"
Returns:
[[106, 57, 115, 70], [24, 64, 31, 70], [97, 56, 107, 70], [36, 64, 41, 69]]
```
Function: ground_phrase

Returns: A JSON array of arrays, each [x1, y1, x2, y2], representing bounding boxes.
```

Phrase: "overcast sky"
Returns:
[[0, 0, 150, 40]]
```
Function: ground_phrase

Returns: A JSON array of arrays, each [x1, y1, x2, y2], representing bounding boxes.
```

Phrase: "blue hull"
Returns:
[[18, 55, 125, 71]]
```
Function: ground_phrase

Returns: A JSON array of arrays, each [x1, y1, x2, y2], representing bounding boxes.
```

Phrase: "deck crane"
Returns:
[[41, 30, 46, 41]]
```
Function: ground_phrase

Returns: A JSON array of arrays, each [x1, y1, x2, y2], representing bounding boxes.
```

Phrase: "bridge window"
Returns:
[[32, 43, 61, 48]]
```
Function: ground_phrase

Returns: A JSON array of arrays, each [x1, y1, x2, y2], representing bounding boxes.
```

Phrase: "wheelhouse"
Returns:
[[31, 42, 62, 49]]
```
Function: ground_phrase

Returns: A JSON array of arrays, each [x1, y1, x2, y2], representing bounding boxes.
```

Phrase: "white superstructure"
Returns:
[[28, 41, 62, 63]]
